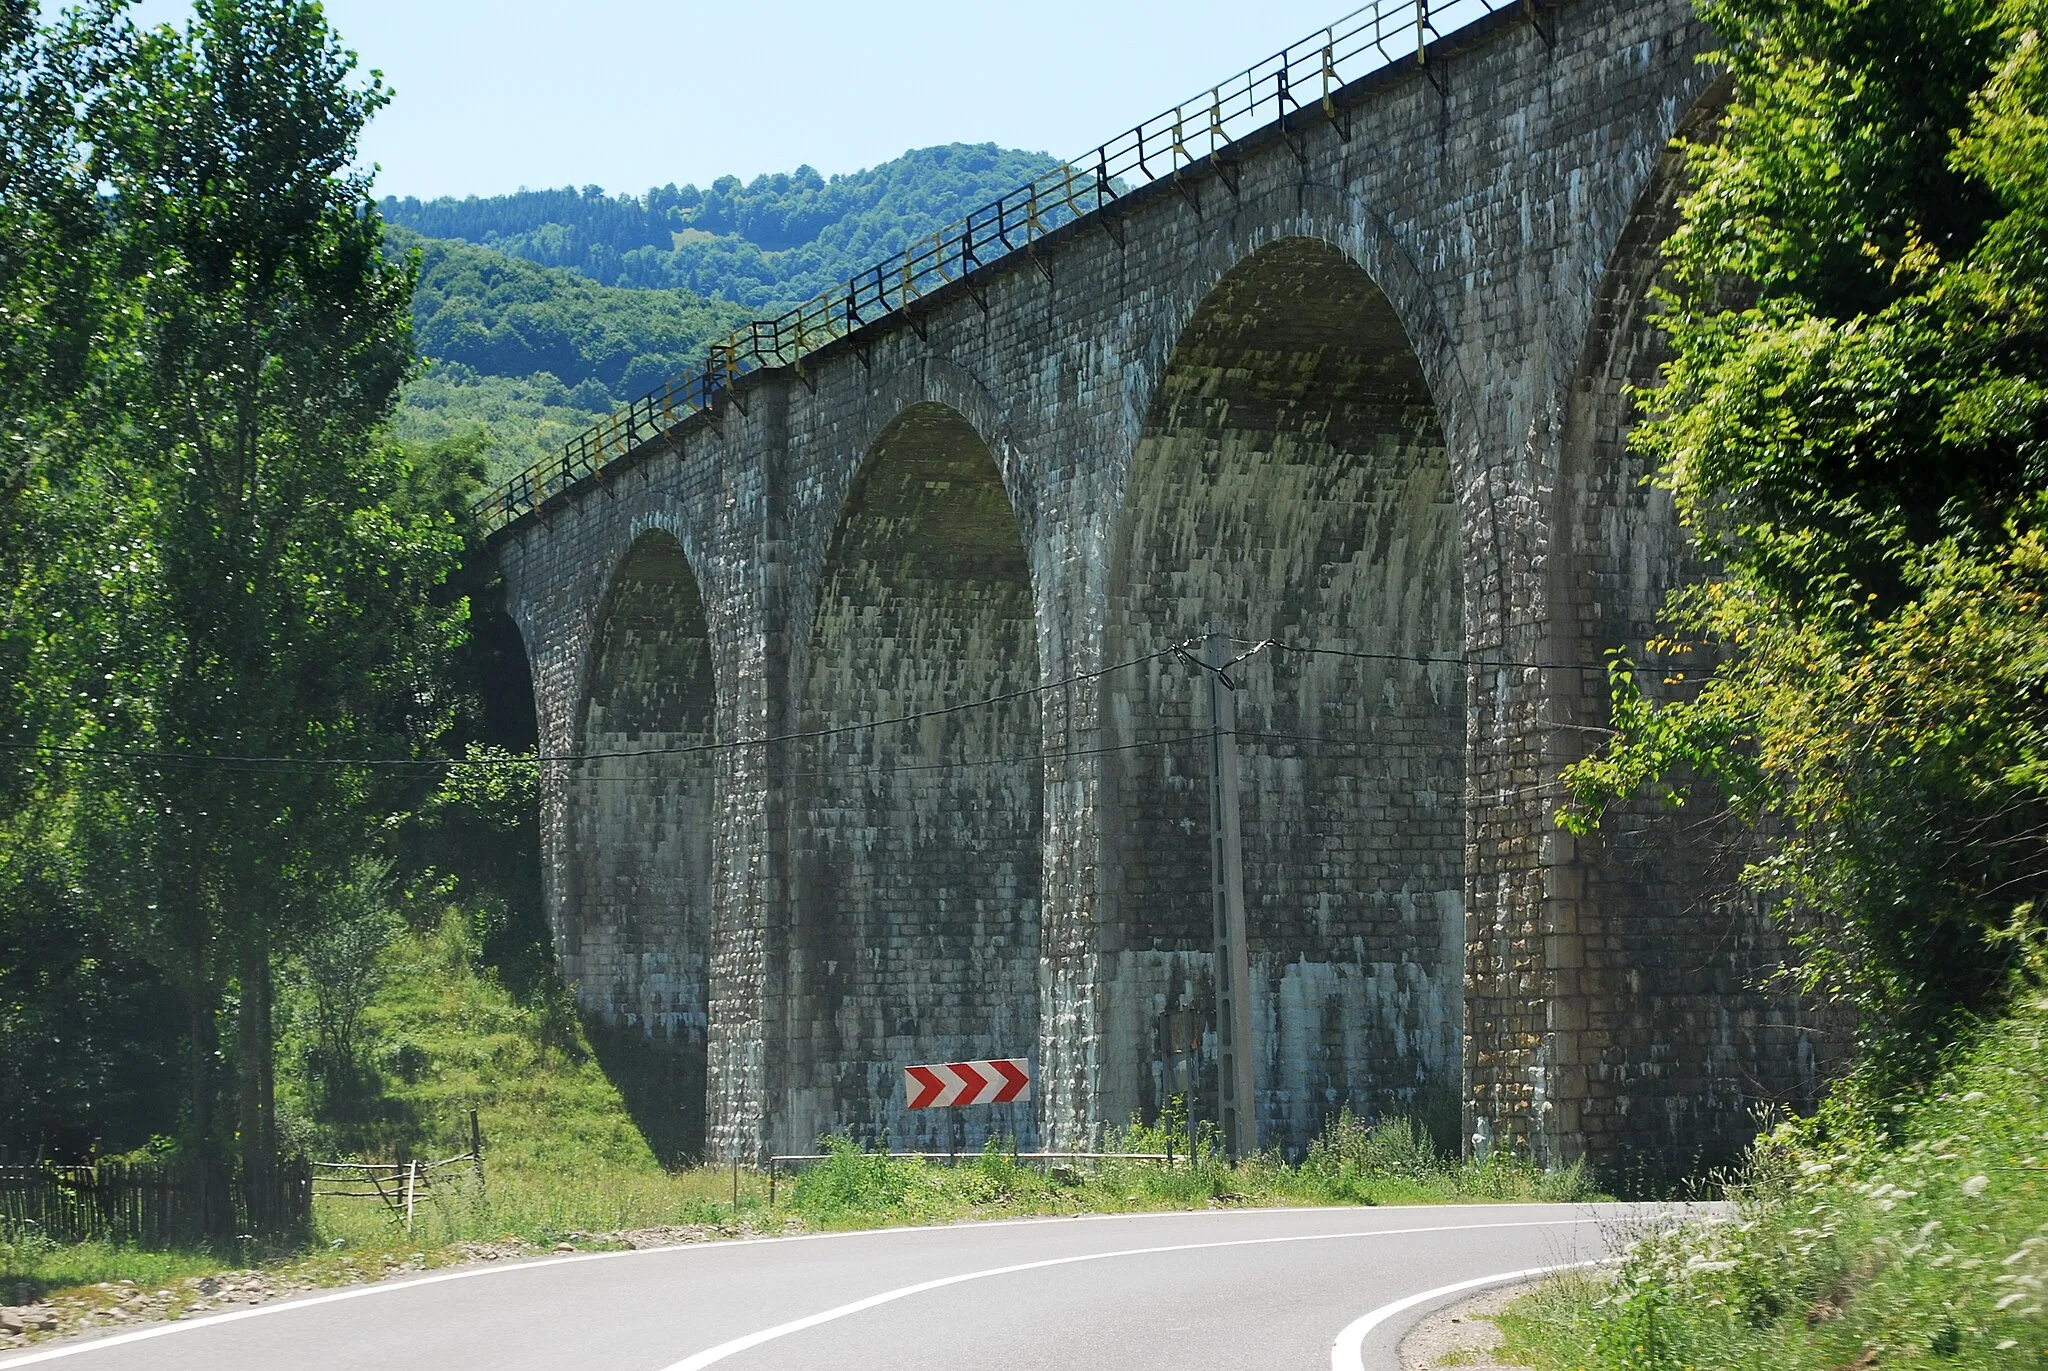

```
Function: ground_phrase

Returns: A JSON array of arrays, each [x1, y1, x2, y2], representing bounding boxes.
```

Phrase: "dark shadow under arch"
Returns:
[[460, 598, 545, 995], [568, 530, 715, 1162], [1103, 235, 1464, 1155], [787, 402, 1043, 1151]]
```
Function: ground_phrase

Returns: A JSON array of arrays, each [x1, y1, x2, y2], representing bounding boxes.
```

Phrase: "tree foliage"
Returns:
[[381, 146, 1064, 484], [399, 226, 745, 410], [0, 0, 477, 1180], [1564, 0, 2048, 1072]]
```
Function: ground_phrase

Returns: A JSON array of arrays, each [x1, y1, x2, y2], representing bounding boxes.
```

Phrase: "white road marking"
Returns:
[[0, 1248, 648, 1369], [0, 1206, 1605, 1369], [654, 1218, 1600, 1371], [1327, 1261, 1600, 1371]]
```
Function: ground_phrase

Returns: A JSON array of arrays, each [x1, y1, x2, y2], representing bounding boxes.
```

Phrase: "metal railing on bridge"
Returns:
[[470, 0, 1524, 536]]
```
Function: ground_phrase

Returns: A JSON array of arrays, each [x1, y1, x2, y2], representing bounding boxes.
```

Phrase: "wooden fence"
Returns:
[[0, 1155, 311, 1247], [311, 1112, 485, 1234]]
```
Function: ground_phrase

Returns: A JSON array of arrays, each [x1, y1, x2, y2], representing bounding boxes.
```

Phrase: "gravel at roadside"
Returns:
[[0, 1219, 807, 1354], [1397, 1279, 1542, 1371]]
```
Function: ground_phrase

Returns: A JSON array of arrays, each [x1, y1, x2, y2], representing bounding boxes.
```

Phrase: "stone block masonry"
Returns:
[[491, 0, 1844, 1173]]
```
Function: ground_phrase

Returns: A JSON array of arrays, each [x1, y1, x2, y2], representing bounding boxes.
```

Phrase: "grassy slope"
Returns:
[[291, 912, 728, 1248], [1497, 998, 2048, 1369]]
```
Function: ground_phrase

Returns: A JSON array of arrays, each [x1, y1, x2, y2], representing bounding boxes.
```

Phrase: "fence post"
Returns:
[[404, 1159, 418, 1236], [470, 1110, 485, 1200]]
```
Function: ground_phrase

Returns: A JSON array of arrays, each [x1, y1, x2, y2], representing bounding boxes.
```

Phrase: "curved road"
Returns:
[[0, 1203, 1665, 1370]]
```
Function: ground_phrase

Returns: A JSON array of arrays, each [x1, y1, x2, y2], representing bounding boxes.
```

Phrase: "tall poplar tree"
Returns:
[[4, 0, 480, 1186], [86, 0, 473, 1206]]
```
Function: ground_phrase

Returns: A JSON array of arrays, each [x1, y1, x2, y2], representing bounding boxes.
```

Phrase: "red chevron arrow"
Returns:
[[989, 1058, 1030, 1103], [905, 1064, 948, 1109], [902, 1058, 1032, 1108], [946, 1060, 988, 1106]]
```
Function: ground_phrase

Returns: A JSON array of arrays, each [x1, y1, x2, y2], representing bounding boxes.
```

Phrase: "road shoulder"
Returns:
[[1397, 1279, 1542, 1371]]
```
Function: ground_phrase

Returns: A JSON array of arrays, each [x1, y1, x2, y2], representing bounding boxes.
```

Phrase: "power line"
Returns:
[[780, 728, 1210, 783], [549, 637, 1200, 766], [0, 631, 1667, 783], [0, 720, 1610, 806], [791, 725, 1593, 804]]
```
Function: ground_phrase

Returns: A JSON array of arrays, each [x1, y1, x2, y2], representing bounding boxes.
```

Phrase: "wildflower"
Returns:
[[1962, 1174, 1991, 1197]]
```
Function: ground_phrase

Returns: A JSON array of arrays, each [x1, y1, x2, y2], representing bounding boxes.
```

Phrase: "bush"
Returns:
[[1499, 996, 2048, 1370]]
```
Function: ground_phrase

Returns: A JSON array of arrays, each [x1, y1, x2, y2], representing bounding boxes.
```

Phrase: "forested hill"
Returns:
[[398, 227, 744, 397], [383, 143, 1063, 311], [385, 226, 741, 480], [387, 144, 1059, 484]]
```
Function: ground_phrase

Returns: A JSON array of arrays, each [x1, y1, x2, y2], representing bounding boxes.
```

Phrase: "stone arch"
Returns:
[[1127, 180, 1483, 482], [1547, 80, 1842, 1182], [787, 357, 1028, 690], [473, 593, 541, 757], [567, 528, 717, 1161], [1102, 234, 1465, 1156], [786, 402, 1044, 1150]]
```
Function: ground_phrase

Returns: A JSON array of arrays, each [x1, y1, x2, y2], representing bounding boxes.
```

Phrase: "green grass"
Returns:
[[773, 1118, 1590, 1233], [1495, 995, 2048, 1370], [0, 1234, 226, 1300], [287, 907, 744, 1248]]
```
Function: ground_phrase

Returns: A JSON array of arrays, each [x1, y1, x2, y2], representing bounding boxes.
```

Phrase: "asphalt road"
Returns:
[[0, 1203, 1667, 1371]]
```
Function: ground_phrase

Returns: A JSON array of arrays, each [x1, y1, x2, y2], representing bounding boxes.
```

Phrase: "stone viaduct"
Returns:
[[488, 0, 1839, 1176]]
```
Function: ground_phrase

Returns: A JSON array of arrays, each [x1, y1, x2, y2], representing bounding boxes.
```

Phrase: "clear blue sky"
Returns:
[[127, 0, 1367, 200]]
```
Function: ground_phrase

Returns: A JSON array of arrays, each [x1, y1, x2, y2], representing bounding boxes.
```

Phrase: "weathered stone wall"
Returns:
[[784, 403, 1042, 1149], [1547, 99, 1842, 1178], [491, 402, 782, 1161], [489, 0, 1836, 1175], [1101, 237, 1464, 1154]]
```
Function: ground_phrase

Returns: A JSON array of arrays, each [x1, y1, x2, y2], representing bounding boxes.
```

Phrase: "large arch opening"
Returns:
[[1103, 235, 1464, 1156], [788, 402, 1043, 1151], [568, 530, 716, 1162]]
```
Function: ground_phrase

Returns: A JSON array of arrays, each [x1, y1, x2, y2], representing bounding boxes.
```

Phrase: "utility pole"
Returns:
[[1203, 623, 1257, 1159]]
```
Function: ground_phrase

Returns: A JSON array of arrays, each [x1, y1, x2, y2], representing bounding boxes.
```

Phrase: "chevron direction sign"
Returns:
[[903, 1058, 1031, 1109]]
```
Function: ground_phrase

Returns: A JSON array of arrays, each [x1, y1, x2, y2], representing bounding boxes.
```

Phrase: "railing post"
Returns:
[[1417, 0, 1428, 61]]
